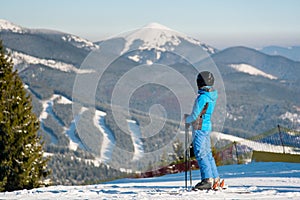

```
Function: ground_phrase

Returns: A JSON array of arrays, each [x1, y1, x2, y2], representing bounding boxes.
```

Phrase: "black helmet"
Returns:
[[197, 71, 214, 88]]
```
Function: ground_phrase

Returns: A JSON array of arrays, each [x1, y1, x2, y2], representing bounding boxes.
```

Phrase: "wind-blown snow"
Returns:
[[229, 63, 278, 80], [93, 110, 116, 162], [1, 162, 300, 199]]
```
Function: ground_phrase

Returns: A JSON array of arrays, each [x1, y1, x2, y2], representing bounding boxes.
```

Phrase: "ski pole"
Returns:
[[185, 122, 188, 190], [187, 126, 192, 190], [277, 125, 285, 154]]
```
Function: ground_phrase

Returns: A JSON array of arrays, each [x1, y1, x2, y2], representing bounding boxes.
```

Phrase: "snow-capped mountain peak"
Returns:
[[121, 22, 181, 54], [120, 22, 216, 62], [142, 22, 173, 31], [0, 19, 25, 33]]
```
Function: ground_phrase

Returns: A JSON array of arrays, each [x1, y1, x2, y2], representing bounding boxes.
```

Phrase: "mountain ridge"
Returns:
[[259, 45, 300, 62]]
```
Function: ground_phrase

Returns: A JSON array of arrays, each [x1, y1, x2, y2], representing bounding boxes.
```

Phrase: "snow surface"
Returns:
[[127, 119, 144, 161], [39, 95, 86, 150], [0, 19, 25, 33], [61, 34, 99, 50], [229, 63, 278, 80], [56, 96, 73, 105], [38, 95, 148, 163], [38, 93, 299, 164], [280, 112, 300, 129], [1, 162, 300, 199], [93, 110, 116, 163], [65, 107, 87, 151], [120, 22, 206, 55], [0, 19, 98, 51], [128, 55, 141, 62], [211, 132, 300, 155], [10, 50, 94, 74]]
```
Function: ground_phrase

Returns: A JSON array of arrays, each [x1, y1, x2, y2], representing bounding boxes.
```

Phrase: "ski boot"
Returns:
[[194, 178, 213, 190]]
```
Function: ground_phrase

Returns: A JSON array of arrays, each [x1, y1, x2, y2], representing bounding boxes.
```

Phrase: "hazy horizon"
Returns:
[[1, 0, 299, 49]]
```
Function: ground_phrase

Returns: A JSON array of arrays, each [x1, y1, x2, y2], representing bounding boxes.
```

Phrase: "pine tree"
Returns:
[[0, 40, 49, 192]]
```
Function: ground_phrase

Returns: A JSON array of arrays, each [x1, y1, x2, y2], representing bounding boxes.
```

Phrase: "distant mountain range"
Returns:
[[259, 45, 300, 62], [0, 19, 299, 183]]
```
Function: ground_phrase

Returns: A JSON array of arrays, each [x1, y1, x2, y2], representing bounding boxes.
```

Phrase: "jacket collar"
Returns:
[[198, 86, 213, 94]]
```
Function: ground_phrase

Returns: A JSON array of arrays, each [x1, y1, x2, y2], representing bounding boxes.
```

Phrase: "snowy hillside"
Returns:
[[38, 94, 300, 169], [211, 131, 300, 155], [228, 63, 278, 80], [37, 92, 299, 169], [9, 49, 94, 74], [1, 162, 299, 199], [0, 19, 98, 51], [0, 19, 25, 33]]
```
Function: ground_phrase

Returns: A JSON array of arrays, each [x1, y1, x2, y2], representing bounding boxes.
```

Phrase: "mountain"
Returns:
[[211, 46, 300, 83], [95, 22, 217, 65], [1, 19, 300, 184], [206, 46, 300, 136], [260, 45, 300, 62], [0, 19, 97, 67]]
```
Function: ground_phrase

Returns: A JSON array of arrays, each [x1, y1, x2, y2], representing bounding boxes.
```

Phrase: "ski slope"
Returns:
[[1, 162, 300, 199]]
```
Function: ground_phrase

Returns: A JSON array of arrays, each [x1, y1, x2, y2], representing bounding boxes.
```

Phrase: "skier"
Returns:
[[184, 71, 222, 190]]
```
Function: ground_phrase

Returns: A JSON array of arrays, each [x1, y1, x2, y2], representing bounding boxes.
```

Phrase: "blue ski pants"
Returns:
[[192, 130, 219, 180]]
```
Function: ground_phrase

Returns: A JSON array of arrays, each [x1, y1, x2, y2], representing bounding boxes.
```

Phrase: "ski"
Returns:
[[190, 185, 254, 194], [213, 179, 225, 190], [147, 185, 254, 196], [191, 179, 227, 191]]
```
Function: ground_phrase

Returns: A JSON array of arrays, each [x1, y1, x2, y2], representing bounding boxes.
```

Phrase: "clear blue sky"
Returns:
[[1, 0, 299, 49]]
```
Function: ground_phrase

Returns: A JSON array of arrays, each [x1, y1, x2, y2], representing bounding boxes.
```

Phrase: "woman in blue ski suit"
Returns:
[[184, 71, 220, 190]]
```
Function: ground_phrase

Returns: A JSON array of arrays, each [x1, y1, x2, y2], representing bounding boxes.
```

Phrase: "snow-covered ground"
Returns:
[[1, 162, 300, 199], [93, 110, 116, 163], [228, 63, 278, 80], [127, 119, 144, 161], [10, 50, 95, 74]]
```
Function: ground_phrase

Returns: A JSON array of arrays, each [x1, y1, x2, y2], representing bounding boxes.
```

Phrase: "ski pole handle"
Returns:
[[184, 114, 190, 129], [185, 123, 190, 129]]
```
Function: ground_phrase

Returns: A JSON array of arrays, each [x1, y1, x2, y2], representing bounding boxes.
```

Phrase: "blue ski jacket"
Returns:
[[185, 86, 218, 131]]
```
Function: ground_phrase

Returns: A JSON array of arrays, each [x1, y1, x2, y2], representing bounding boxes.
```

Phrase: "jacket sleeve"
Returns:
[[185, 95, 206, 124]]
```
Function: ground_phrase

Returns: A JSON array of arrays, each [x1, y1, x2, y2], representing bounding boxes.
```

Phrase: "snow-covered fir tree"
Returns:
[[0, 40, 49, 192]]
